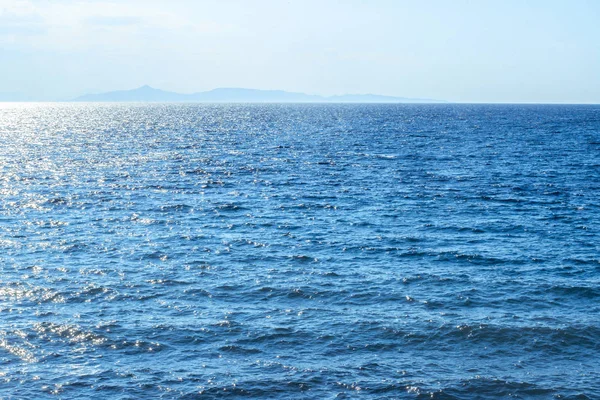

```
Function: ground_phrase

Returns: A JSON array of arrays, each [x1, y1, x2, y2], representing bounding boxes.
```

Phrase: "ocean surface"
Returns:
[[1, 103, 599, 399]]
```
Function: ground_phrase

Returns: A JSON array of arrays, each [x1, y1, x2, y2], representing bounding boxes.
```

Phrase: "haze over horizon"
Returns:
[[69, 84, 445, 103], [1, 0, 600, 103]]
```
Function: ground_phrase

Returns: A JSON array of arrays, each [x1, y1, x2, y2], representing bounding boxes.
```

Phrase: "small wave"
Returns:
[[436, 377, 556, 399], [33, 322, 107, 346], [531, 284, 600, 300], [159, 204, 193, 212], [0, 338, 37, 363], [0, 284, 65, 304], [218, 345, 261, 354]]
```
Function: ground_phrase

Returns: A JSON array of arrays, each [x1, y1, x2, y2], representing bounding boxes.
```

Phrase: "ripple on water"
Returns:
[[0, 103, 599, 398]]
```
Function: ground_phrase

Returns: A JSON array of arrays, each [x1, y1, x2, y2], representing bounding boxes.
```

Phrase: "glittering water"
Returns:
[[1, 103, 599, 399]]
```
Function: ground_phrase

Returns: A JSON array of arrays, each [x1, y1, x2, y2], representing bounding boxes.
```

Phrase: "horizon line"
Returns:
[[1, 101, 599, 105]]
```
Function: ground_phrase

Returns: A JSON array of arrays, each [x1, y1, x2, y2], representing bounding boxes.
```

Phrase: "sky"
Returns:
[[1, 0, 599, 103]]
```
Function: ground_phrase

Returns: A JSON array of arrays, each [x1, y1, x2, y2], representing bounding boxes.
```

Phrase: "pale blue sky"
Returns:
[[1, 0, 599, 102]]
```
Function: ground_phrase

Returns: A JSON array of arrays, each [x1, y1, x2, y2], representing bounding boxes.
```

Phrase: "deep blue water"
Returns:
[[1, 103, 599, 399]]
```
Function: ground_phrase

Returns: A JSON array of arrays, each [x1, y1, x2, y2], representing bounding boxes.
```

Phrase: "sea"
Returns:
[[0, 103, 599, 399]]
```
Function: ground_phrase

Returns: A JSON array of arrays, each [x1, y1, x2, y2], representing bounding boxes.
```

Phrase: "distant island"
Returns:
[[72, 85, 446, 103]]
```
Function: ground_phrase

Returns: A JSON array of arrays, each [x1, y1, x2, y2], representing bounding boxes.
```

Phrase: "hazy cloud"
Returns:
[[85, 15, 142, 27]]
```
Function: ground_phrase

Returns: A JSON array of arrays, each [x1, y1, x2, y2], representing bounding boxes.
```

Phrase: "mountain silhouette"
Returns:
[[74, 86, 445, 103]]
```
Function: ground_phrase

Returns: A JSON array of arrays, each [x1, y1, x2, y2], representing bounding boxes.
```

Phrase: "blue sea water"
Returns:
[[0, 103, 599, 399]]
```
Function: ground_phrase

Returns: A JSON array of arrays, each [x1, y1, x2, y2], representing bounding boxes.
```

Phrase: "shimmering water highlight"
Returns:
[[1, 103, 599, 399]]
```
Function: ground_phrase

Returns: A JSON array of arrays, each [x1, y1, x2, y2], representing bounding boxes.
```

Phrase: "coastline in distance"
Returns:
[[72, 85, 446, 103]]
